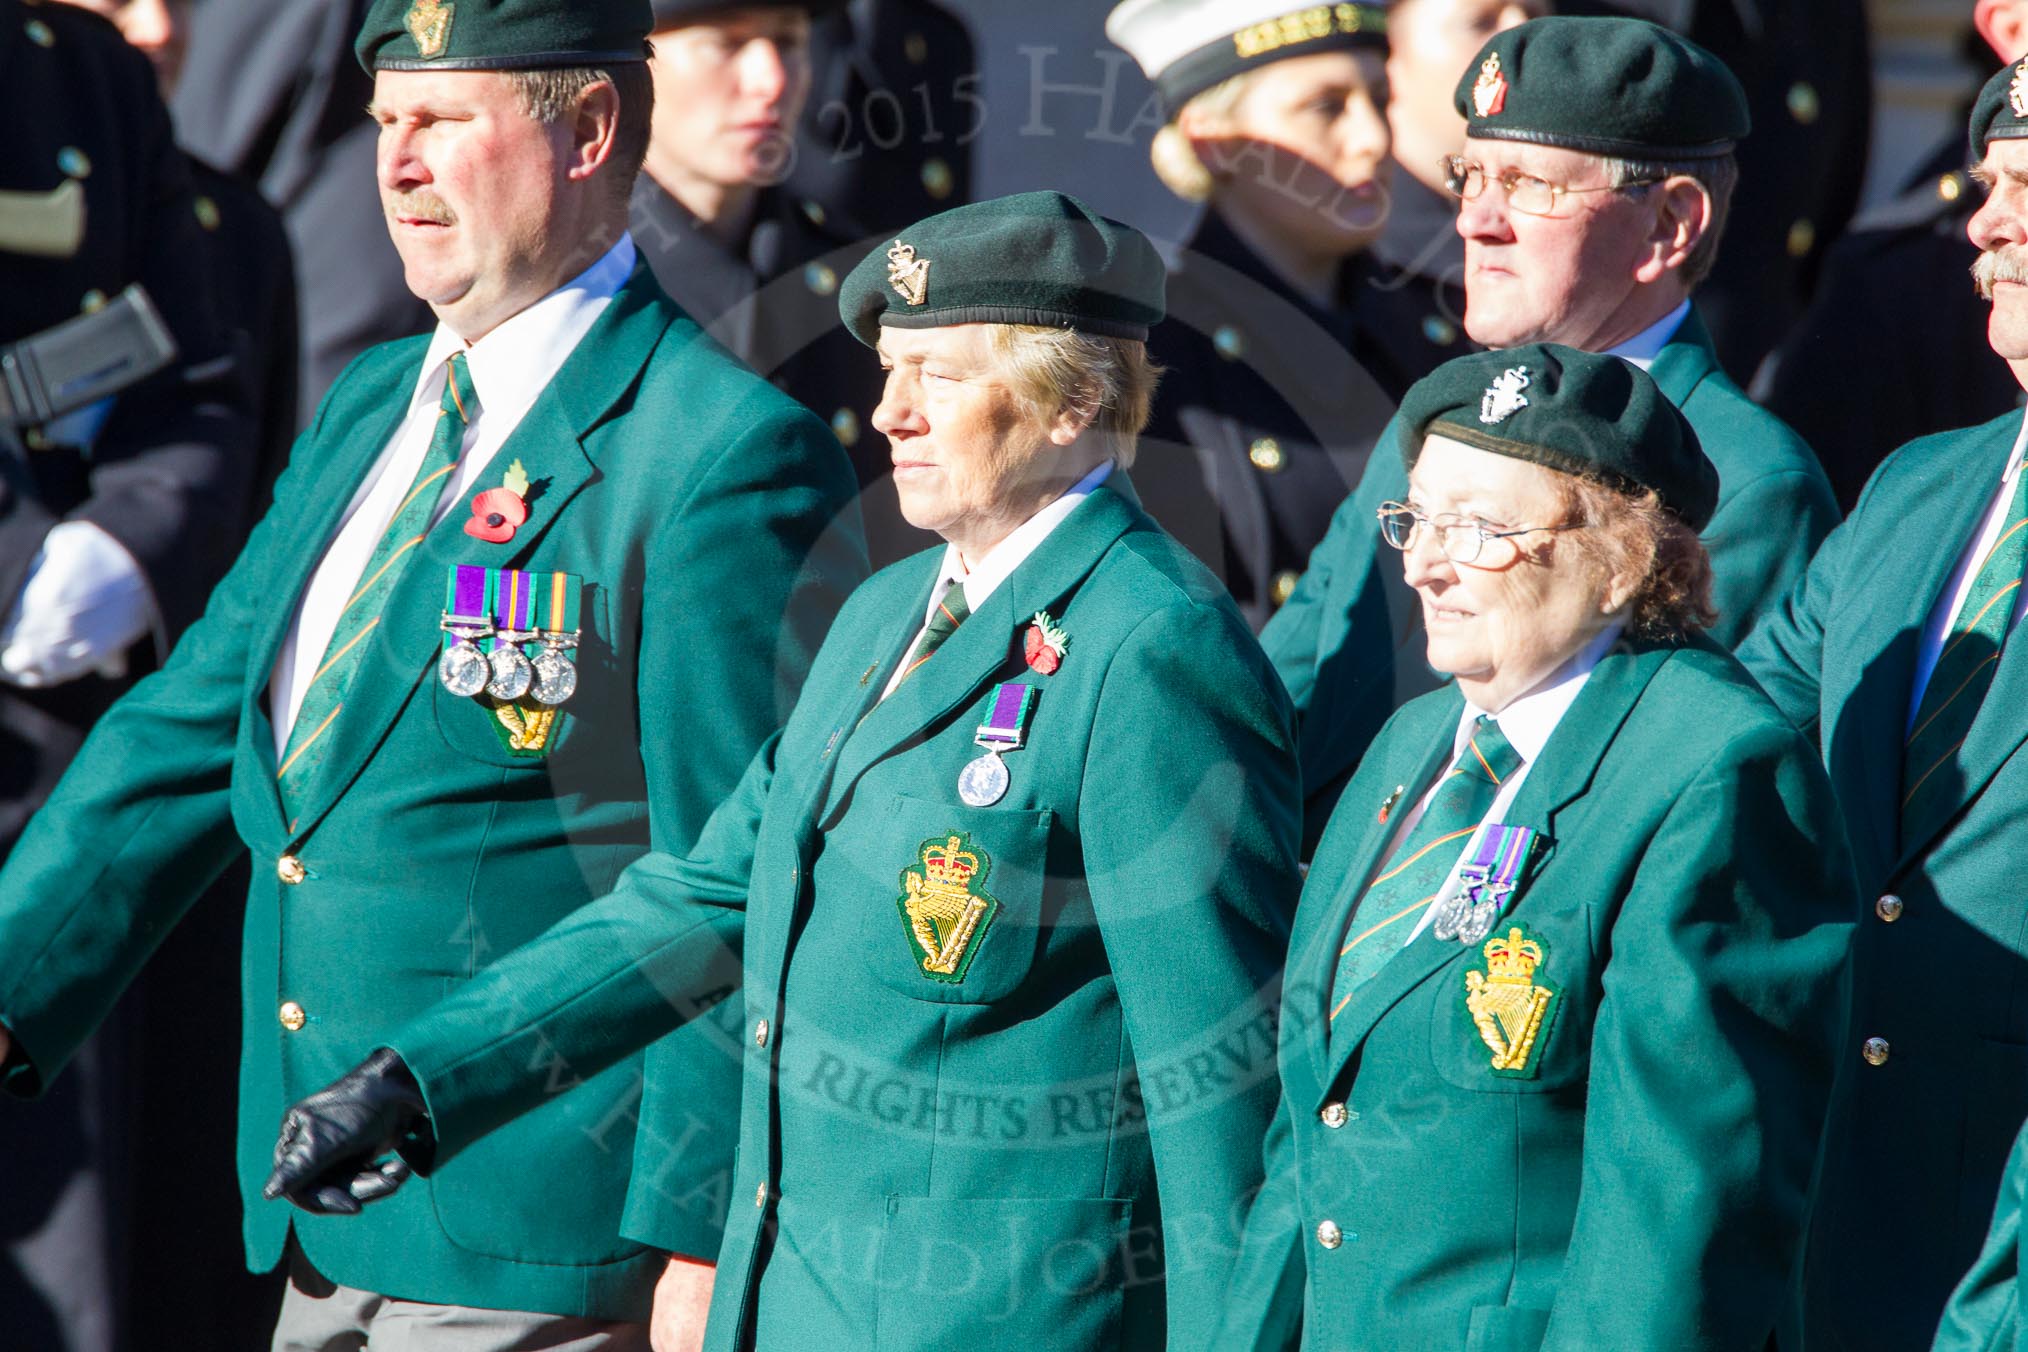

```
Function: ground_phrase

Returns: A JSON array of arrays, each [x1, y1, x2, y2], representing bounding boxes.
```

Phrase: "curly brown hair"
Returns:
[[1556, 475, 1716, 641]]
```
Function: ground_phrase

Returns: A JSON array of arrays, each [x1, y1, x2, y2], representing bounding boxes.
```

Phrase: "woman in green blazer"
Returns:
[[262, 192, 1304, 1351], [1219, 344, 1856, 1351]]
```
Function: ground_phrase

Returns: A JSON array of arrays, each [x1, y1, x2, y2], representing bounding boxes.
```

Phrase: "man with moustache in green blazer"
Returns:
[[0, 0, 864, 1345], [263, 190, 1304, 1351], [1741, 57, 2028, 1352], [1263, 16, 1838, 845]]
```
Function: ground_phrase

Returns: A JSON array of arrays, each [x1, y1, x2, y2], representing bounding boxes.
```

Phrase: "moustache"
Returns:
[[1973, 247, 2028, 298], [386, 192, 456, 226]]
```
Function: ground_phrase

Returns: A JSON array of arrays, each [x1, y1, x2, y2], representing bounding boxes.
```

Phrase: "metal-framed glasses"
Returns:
[[1376, 501, 1579, 565], [1440, 155, 1660, 218]]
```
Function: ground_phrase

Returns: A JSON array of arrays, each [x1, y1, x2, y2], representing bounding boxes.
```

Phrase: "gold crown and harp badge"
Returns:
[[1463, 925, 1561, 1078], [897, 833, 999, 983], [887, 240, 930, 306]]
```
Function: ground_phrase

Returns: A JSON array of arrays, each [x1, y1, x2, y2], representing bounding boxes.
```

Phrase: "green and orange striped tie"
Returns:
[[1330, 716, 1521, 1024], [277, 351, 476, 825], [1903, 466, 2028, 845], [893, 579, 969, 690]]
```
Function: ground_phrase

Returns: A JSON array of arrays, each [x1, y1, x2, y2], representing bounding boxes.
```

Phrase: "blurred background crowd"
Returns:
[[0, 0, 2019, 1346]]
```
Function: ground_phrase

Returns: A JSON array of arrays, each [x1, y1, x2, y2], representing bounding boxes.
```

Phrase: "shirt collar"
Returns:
[[1604, 299, 1691, 370], [411, 235, 637, 421], [2004, 405, 2028, 488], [927, 460, 1115, 619], [1459, 621, 1624, 765]]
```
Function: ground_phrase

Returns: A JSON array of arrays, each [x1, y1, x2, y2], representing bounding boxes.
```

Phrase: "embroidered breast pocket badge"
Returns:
[[1463, 924, 1561, 1079], [897, 832, 999, 984]]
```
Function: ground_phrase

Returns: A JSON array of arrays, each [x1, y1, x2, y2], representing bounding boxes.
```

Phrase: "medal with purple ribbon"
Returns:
[[486, 568, 537, 702], [438, 565, 494, 697], [1433, 823, 1537, 945], [957, 682, 1038, 807]]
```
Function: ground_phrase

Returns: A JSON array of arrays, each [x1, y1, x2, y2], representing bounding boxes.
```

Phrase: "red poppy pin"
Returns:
[[1024, 610, 1069, 676], [465, 458, 530, 543]]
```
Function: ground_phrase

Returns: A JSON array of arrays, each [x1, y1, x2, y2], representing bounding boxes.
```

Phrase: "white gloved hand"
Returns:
[[0, 521, 154, 688]]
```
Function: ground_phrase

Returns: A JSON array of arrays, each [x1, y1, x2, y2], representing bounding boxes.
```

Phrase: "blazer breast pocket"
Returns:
[[846, 791, 1055, 1005], [1428, 907, 1592, 1094], [433, 584, 610, 769]]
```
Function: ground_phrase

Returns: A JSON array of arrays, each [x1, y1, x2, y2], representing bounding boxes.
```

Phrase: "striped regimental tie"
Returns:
[[1329, 716, 1522, 1023], [276, 351, 476, 827], [892, 578, 969, 690], [1903, 467, 2028, 846]]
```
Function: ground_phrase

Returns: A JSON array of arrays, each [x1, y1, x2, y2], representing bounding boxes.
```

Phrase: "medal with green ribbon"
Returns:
[[957, 682, 1037, 807]]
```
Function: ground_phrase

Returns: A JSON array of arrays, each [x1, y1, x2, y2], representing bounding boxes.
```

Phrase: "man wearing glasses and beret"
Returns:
[[1261, 14, 1838, 845]]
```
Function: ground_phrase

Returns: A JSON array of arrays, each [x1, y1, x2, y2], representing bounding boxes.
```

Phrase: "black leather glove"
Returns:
[[263, 1047, 429, 1215]]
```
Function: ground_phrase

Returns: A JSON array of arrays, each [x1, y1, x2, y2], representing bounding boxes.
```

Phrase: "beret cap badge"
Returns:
[[886, 241, 930, 307], [1472, 52, 1508, 119], [2011, 57, 2028, 119], [1480, 366, 1531, 425], [404, 0, 455, 59]]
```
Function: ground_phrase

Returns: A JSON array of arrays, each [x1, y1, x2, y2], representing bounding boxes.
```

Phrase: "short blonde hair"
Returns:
[[1557, 475, 1716, 641], [1149, 72, 1256, 202], [986, 325, 1163, 468]]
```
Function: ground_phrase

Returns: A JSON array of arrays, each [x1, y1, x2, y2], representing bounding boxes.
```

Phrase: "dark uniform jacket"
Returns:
[[1264, 309, 1838, 846], [375, 479, 1302, 1350], [1562, 0, 1873, 380], [790, 0, 976, 233], [0, 264, 865, 1319], [172, 0, 433, 413], [1759, 137, 2021, 511], [0, 0, 258, 853], [1741, 408, 2028, 1352], [630, 176, 923, 574], [1139, 211, 1454, 630], [1936, 1115, 2028, 1352], [1218, 638, 1853, 1350]]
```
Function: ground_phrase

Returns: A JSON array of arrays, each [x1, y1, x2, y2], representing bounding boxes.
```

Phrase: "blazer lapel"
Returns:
[[238, 350, 423, 833], [1314, 642, 1669, 1102], [281, 270, 671, 843], [818, 484, 1139, 829], [1827, 420, 2015, 881], [1889, 427, 2028, 872], [1298, 691, 1460, 1090]]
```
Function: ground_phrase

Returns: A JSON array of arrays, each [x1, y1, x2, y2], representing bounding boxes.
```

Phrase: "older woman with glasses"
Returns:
[[1218, 344, 1857, 1351]]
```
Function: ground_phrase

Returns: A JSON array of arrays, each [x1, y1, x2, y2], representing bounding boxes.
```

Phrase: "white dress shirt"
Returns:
[[879, 460, 1114, 701], [1605, 299, 1691, 371], [1906, 407, 2028, 729], [1372, 622, 1623, 948], [270, 236, 636, 753]]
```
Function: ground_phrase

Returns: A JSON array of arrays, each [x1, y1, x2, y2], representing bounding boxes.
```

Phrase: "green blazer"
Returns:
[[1936, 1117, 2028, 1352], [1218, 638, 1855, 1352], [1262, 310, 1840, 845], [1740, 408, 2028, 1351], [0, 266, 866, 1319], [377, 479, 1304, 1350]]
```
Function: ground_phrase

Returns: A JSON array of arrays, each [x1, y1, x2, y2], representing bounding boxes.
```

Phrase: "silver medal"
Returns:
[[487, 643, 533, 701], [1455, 894, 1501, 946], [1430, 890, 1472, 943], [439, 640, 490, 697], [957, 751, 1010, 807], [530, 647, 577, 706]]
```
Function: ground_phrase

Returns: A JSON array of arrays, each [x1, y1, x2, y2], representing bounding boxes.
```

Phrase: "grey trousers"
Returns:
[[272, 1245, 650, 1352]]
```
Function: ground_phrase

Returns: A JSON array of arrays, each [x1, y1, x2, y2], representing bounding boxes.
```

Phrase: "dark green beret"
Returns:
[[648, 0, 846, 28], [1107, 0, 1391, 118], [1970, 57, 2028, 161], [357, 0, 651, 73], [839, 192, 1166, 347], [1398, 344, 1718, 531], [1455, 16, 1748, 160]]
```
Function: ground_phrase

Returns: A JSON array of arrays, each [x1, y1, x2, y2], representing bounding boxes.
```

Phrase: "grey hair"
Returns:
[[1600, 151, 1738, 289], [986, 325, 1164, 469], [506, 64, 653, 201]]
